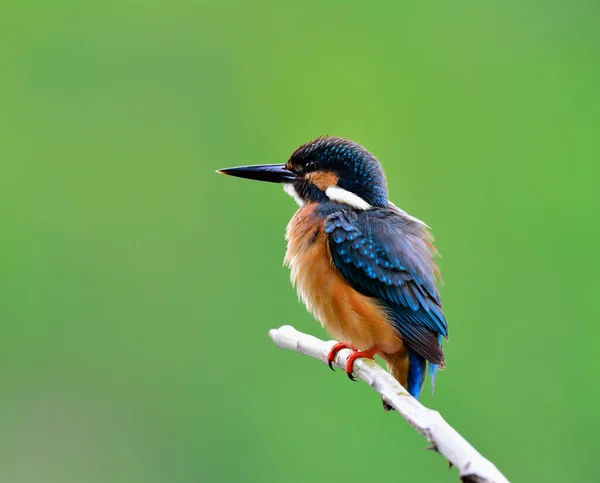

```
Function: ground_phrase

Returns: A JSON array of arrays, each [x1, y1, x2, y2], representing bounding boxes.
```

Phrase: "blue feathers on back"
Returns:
[[323, 205, 447, 388]]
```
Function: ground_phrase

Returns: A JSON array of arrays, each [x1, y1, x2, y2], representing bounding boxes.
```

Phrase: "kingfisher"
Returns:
[[217, 137, 447, 399]]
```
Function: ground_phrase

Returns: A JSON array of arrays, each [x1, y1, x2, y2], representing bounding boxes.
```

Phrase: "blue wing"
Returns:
[[324, 208, 447, 366]]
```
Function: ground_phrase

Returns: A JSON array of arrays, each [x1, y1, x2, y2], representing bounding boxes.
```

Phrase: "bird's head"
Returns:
[[217, 136, 388, 209]]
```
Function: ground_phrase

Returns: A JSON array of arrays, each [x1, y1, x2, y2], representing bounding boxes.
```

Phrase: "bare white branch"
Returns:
[[268, 325, 509, 483]]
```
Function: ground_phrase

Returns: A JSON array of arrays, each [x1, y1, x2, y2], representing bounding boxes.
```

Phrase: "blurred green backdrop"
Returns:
[[2, 1, 599, 482]]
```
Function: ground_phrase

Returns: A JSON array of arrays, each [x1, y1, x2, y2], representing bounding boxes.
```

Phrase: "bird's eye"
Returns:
[[305, 161, 316, 173]]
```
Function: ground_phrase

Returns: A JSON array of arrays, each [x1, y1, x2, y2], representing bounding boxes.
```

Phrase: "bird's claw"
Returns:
[[327, 342, 380, 381], [344, 347, 381, 381], [327, 341, 357, 371]]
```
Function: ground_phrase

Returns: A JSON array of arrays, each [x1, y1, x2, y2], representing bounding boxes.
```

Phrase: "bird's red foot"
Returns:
[[345, 347, 381, 381], [327, 341, 357, 370]]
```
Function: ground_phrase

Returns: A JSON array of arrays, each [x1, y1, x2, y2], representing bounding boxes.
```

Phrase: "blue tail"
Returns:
[[407, 349, 427, 398], [407, 350, 440, 399], [407, 351, 441, 399]]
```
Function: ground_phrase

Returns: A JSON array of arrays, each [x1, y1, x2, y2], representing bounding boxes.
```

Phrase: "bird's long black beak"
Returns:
[[216, 164, 297, 183]]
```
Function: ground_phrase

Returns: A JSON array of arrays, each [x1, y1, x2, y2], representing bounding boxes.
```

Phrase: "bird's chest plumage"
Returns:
[[284, 204, 402, 354]]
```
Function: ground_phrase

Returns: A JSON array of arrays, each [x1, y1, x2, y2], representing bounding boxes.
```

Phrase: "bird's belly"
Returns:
[[284, 206, 402, 354]]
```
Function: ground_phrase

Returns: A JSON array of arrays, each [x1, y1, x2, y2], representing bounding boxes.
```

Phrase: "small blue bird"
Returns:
[[218, 137, 447, 398]]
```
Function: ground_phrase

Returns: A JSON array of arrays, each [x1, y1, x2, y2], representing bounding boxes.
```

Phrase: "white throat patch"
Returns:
[[325, 186, 371, 210], [283, 184, 304, 206]]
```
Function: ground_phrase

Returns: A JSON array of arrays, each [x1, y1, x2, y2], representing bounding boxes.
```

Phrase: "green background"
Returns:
[[2, 1, 599, 482]]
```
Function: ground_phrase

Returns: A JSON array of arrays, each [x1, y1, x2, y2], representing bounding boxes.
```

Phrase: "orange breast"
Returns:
[[284, 204, 403, 354]]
